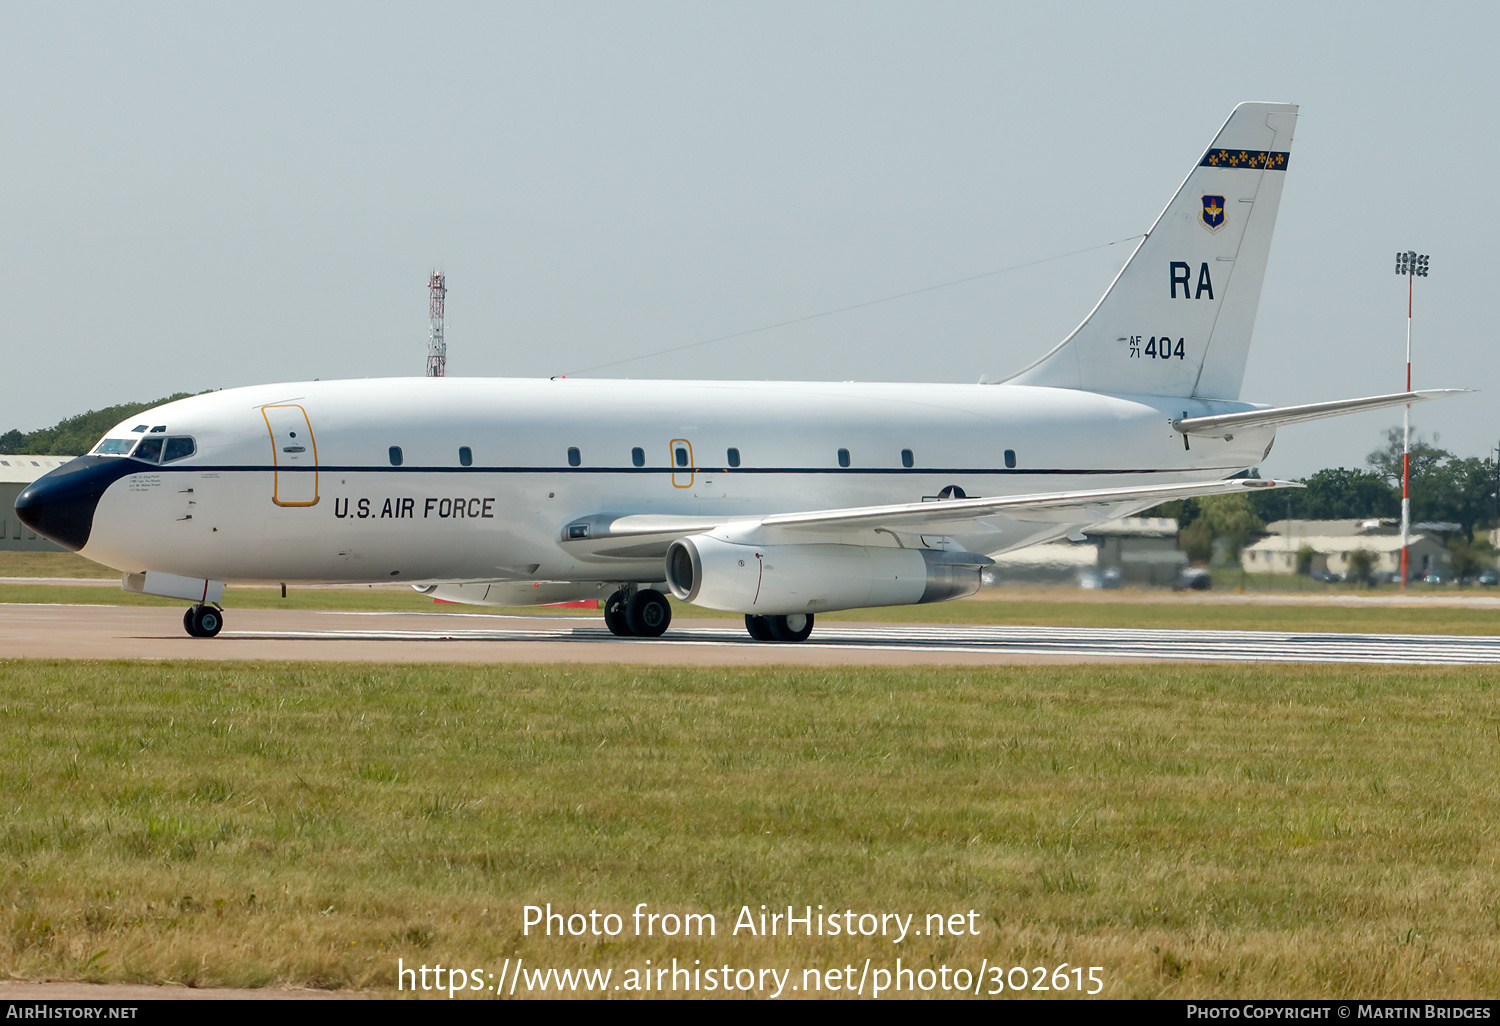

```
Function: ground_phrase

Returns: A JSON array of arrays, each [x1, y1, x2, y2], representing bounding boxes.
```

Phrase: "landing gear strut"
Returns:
[[603, 588, 672, 638], [745, 613, 814, 643], [183, 603, 223, 638]]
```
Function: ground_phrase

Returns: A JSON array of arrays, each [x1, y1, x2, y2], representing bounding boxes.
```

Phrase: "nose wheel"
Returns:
[[183, 604, 223, 638]]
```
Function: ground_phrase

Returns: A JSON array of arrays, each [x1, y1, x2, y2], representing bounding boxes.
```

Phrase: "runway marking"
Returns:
[[221, 623, 1500, 665]]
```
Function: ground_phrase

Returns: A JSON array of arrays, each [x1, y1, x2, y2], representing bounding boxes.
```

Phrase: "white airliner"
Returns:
[[16, 102, 1461, 640]]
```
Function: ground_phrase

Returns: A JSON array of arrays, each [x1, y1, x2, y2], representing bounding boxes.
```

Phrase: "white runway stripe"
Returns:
[[226, 622, 1500, 665]]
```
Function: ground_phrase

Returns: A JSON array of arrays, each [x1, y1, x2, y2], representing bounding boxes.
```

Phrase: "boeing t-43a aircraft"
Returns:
[[17, 103, 1460, 641]]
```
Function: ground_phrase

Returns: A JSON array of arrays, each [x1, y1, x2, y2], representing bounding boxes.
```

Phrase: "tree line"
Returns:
[[1148, 426, 1498, 564], [1, 395, 199, 457]]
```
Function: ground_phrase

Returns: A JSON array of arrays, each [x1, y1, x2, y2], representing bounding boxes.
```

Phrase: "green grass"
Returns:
[[2, 659, 1499, 997]]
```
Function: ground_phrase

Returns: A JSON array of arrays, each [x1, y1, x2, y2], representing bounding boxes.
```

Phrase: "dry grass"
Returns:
[[1, 659, 1498, 997]]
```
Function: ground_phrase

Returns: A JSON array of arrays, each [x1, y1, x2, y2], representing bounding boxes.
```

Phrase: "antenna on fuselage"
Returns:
[[426, 272, 447, 377]]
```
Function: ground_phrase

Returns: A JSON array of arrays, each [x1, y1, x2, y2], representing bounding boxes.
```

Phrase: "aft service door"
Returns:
[[263, 404, 319, 506]]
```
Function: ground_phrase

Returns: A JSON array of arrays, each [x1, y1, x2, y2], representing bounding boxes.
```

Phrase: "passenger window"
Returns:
[[901, 449, 914, 468], [837, 448, 850, 468], [459, 446, 472, 467], [674, 447, 689, 468], [568, 447, 581, 467], [134, 437, 164, 463], [389, 446, 403, 467], [632, 447, 645, 467], [727, 448, 740, 468], [1005, 449, 1017, 469], [162, 437, 196, 462]]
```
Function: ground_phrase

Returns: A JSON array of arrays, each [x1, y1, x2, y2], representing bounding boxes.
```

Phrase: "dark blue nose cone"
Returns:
[[14, 456, 141, 552]]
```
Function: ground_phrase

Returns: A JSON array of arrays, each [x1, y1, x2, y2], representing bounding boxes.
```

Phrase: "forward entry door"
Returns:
[[263, 404, 319, 506]]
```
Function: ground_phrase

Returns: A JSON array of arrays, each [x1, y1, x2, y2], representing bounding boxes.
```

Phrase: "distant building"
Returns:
[[1240, 518, 1450, 577], [988, 517, 1186, 587], [0, 455, 72, 551]]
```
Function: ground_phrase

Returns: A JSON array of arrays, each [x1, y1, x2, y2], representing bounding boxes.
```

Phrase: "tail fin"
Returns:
[[1003, 102, 1297, 400]]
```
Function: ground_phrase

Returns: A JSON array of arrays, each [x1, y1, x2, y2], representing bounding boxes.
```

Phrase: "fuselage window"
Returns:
[[901, 449, 914, 468], [150, 425, 166, 433], [459, 446, 472, 467], [389, 446, 403, 467], [674, 446, 689, 468], [133, 437, 165, 463], [131, 424, 148, 433], [727, 448, 740, 468], [632, 447, 645, 467], [1004, 449, 1017, 469], [568, 447, 581, 467], [92, 438, 138, 456], [162, 437, 196, 463], [837, 448, 850, 468]]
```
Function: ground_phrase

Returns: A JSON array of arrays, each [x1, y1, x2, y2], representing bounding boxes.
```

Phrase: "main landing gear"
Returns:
[[745, 613, 814, 643], [183, 603, 223, 638], [603, 588, 672, 638]]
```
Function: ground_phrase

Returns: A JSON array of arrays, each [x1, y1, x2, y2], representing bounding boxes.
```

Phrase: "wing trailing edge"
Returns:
[[561, 477, 1301, 558]]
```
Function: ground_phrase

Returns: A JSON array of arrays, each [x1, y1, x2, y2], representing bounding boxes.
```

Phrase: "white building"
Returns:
[[988, 517, 1186, 587], [1240, 518, 1450, 578], [0, 455, 72, 551]]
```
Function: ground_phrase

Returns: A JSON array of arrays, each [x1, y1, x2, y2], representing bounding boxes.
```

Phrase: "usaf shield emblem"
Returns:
[[1200, 194, 1226, 234]]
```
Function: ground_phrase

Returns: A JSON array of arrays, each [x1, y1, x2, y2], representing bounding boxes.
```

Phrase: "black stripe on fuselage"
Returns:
[[125, 463, 1241, 477]]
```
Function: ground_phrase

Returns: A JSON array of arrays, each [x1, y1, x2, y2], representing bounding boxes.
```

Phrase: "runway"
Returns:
[[5, 603, 1500, 666]]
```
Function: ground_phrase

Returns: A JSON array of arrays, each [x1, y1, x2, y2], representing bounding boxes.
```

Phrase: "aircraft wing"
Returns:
[[561, 477, 1300, 558], [1174, 389, 1470, 437]]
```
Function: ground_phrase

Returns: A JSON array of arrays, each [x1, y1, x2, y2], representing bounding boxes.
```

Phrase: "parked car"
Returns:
[[1078, 567, 1124, 590], [1173, 567, 1211, 591], [1478, 569, 1499, 587]]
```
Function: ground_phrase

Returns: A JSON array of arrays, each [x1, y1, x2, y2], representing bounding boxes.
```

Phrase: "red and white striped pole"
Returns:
[[1396, 251, 1429, 589]]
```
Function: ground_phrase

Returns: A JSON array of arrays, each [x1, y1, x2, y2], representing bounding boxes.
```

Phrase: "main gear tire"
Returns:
[[767, 613, 813, 643], [626, 589, 671, 638], [745, 615, 774, 641], [603, 590, 633, 636]]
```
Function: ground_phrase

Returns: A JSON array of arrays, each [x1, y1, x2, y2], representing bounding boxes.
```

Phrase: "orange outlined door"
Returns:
[[263, 404, 319, 506], [669, 439, 694, 489]]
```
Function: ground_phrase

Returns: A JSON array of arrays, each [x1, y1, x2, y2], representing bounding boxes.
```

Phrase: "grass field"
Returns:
[[2, 659, 1499, 998]]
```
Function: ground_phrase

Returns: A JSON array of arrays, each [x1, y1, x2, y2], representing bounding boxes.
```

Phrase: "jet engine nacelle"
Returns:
[[664, 534, 990, 616]]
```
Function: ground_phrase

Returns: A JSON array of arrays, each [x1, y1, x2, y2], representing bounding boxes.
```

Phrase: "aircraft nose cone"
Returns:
[[14, 456, 138, 552]]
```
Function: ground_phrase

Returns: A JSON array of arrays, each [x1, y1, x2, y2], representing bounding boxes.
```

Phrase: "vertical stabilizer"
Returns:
[[1003, 102, 1297, 400]]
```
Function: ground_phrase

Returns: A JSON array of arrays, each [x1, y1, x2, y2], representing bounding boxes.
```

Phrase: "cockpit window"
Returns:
[[133, 437, 165, 463], [92, 438, 138, 456], [162, 437, 196, 462], [131, 425, 148, 433]]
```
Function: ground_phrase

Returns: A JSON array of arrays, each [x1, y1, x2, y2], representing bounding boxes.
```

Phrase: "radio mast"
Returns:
[[426, 272, 447, 377]]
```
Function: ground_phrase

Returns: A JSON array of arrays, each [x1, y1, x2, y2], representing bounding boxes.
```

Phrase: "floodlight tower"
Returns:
[[426, 272, 447, 377], [1395, 250, 1429, 588]]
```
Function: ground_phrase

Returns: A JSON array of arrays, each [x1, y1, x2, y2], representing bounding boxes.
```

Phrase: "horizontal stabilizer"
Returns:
[[1174, 389, 1471, 437]]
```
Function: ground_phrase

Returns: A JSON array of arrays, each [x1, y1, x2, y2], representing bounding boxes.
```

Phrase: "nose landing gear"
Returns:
[[183, 604, 223, 638]]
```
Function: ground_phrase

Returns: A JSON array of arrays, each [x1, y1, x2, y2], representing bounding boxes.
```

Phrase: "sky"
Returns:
[[2, 1, 1495, 478]]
